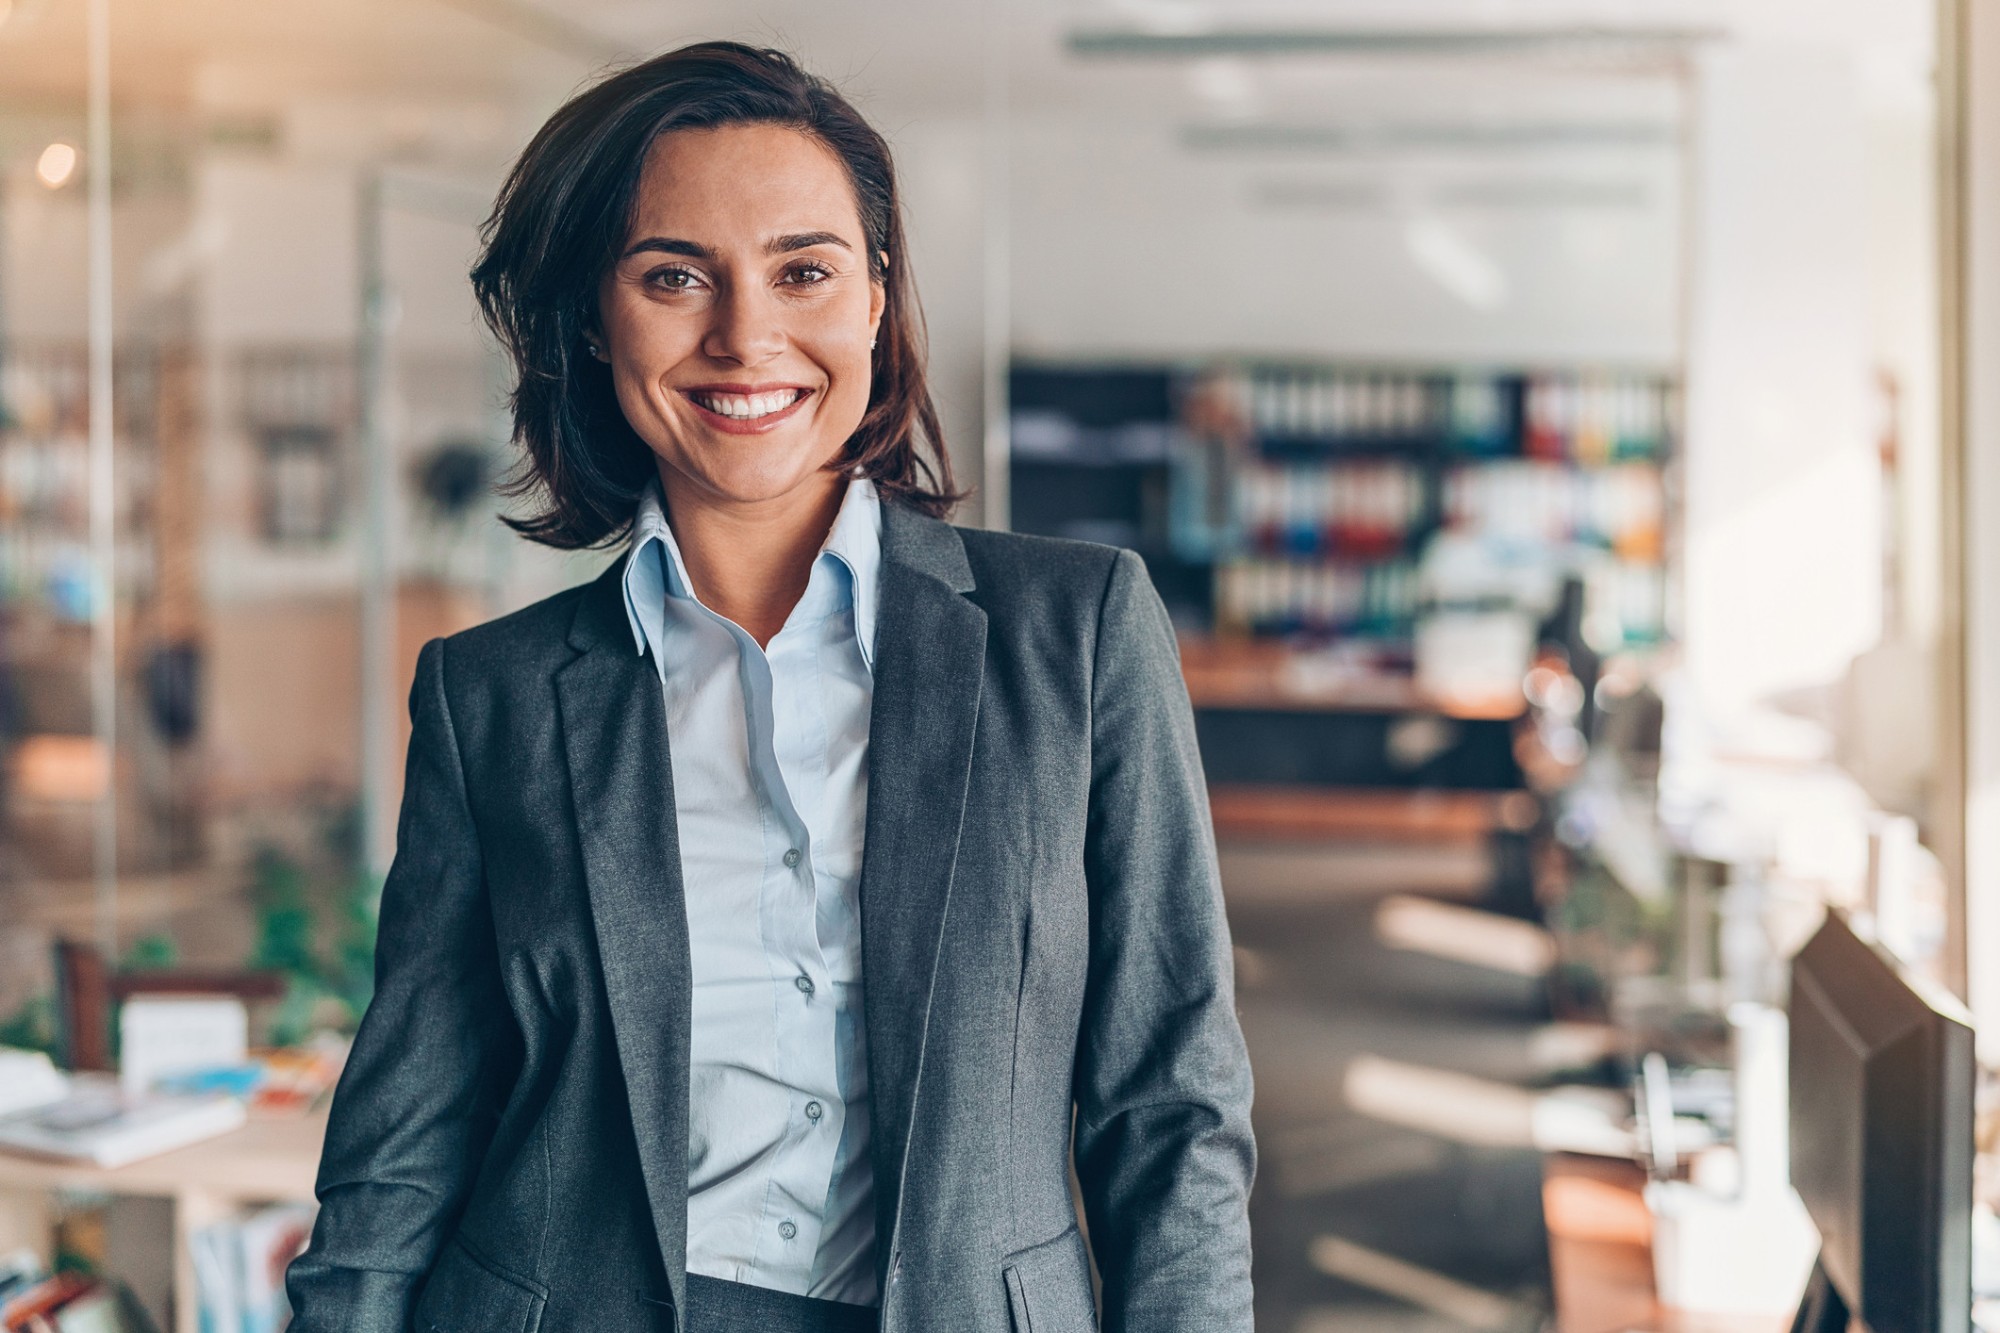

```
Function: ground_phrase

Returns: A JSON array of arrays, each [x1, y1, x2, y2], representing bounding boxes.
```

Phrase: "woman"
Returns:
[[287, 41, 1253, 1333]]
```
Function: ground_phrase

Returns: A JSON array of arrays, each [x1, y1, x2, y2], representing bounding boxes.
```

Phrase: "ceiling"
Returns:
[[0, 0, 1933, 169]]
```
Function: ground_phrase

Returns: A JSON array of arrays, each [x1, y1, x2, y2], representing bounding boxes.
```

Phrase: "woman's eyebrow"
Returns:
[[623, 236, 710, 260], [766, 231, 851, 254], [620, 233, 850, 260]]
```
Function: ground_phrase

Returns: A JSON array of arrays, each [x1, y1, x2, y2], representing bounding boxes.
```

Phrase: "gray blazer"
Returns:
[[286, 504, 1255, 1333]]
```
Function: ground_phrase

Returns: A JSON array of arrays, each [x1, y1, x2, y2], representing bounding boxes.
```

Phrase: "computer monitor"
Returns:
[[1789, 911, 1974, 1333]]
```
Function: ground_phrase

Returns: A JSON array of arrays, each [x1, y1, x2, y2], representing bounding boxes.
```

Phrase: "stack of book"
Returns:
[[0, 1076, 246, 1169], [190, 1207, 317, 1333], [0, 1051, 67, 1120]]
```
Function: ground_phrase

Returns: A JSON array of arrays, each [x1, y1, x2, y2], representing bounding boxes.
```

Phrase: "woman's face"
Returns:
[[596, 123, 885, 511]]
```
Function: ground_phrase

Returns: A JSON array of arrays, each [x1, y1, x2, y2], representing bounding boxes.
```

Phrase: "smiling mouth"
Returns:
[[683, 387, 812, 421]]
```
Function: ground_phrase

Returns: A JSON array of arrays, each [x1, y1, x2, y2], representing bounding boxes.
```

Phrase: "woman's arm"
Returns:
[[1072, 549, 1257, 1332], [287, 638, 519, 1333]]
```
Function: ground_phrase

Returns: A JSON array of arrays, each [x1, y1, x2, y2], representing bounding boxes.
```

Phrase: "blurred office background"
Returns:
[[3, 0, 2000, 1330]]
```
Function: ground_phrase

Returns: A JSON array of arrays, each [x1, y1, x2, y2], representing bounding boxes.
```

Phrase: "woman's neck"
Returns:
[[657, 465, 846, 650]]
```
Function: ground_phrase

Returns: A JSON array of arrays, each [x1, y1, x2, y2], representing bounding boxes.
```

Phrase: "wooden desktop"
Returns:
[[1546, 1153, 1793, 1333]]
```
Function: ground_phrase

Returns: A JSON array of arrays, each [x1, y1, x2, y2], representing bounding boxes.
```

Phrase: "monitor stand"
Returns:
[[1791, 1260, 1849, 1333]]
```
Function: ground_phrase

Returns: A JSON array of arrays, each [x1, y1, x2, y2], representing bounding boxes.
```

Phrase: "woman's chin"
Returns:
[[660, 456, 844, 510]]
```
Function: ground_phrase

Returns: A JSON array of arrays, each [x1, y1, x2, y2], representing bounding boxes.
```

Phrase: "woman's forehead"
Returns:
[[630, 124, 863, 242]]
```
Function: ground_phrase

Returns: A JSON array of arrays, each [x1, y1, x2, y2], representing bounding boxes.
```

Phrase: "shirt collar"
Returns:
[[821, 476, 882, 670], [621, 476, 883, 676]]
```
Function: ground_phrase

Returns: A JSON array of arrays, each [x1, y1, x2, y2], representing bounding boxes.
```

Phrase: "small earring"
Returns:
[[869, 337, 877, 350], [584, 338, 606, 361]]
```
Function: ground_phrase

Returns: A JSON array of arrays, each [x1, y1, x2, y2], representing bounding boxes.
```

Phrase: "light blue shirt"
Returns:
[[620, 477, 881, 1305]]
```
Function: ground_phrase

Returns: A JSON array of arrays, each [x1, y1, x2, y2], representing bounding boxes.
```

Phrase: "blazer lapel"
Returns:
[[555, 568, 692, 1315], [861, 505, 987, 1278]]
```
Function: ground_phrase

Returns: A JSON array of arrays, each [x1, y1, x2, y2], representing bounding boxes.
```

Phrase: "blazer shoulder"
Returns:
[[431, 572, 604, 680], [953, 526, 1127, 609]]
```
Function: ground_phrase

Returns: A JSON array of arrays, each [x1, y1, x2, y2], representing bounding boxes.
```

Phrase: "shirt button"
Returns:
[[805, 1100, 823, 1123], [783, 847, 802, 869], [794, 974, 815, 996], [779, 1220, 798, 1241]]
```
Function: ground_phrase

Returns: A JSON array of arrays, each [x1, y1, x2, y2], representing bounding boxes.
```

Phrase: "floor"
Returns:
[[1223, 840, 1558, 1333]]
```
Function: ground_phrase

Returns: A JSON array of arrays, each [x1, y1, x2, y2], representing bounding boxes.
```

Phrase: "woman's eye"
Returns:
[[648, 267, 701, 291], [784, 262, 833, 285]]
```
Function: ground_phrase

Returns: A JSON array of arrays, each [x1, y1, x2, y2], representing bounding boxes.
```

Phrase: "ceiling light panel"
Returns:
[[1067, 24, 1722, 60], [1182, 120, 1678, 154]]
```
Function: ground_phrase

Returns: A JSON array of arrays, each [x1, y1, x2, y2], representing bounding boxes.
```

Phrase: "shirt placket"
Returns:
[[742, 582, 846, 1288]]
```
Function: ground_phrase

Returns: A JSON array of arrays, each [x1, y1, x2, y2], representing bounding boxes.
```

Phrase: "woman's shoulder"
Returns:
[[946, 526, 1179, 706], [428, 569, 609, 680], [949, 525, 1168, 655], [952, 524, 1127, 602]]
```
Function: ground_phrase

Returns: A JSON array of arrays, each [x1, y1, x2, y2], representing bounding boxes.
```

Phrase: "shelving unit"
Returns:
[[1183, 362, 1671, 649], [1009, 357, 1675, 665], [0, 342, 161, 618], [0, 1110, 325, 1333]]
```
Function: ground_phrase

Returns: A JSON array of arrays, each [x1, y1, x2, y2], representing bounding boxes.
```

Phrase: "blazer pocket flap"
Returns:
[[417, 1237, 548, 1333], [1002, 1224, 1097, 1333]]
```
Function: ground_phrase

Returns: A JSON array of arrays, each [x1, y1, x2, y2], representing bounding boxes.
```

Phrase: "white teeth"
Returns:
[[690, 389, 803, 419]]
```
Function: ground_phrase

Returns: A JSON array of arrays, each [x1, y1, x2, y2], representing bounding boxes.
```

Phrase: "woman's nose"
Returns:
[[702, 282, 786, 366]]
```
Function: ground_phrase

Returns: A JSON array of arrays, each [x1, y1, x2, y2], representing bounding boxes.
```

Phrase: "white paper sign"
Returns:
[[119, 995, 249, 1094]]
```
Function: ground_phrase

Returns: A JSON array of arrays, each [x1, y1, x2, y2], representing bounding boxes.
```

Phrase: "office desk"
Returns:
[[0, 1108, 326, 1333], [1546, 1153, 1791, 1333]]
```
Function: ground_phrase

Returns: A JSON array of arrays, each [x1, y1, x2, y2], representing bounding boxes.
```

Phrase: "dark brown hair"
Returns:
[[471, 41, 962, 549]]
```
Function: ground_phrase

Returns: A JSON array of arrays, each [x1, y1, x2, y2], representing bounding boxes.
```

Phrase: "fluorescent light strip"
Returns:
[[1249, 179, 1653, 213], [1433, 179, 1653, 209], [1182, 121, 1679, 154], [1068, 25, 1723, 59]]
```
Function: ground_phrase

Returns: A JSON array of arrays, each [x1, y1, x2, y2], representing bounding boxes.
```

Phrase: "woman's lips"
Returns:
[[680, 386, 814, 434]]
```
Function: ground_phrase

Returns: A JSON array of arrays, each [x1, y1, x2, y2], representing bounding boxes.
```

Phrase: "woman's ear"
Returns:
[[580, 312, 609, 362]]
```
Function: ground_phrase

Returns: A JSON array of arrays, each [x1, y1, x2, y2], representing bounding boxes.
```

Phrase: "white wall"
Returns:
[[1004, 114, 1682, 366], [0, 158, 194, 342], [195, 157, 361, 347], [1679, 44, 1880, 722], [1960, 0, 2000, 1055], [892, 116, 991, 524], [0, 167, 90, 340]]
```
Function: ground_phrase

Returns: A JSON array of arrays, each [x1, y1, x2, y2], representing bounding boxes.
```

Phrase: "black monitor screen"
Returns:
[[1788, 913, 1974, 1333]]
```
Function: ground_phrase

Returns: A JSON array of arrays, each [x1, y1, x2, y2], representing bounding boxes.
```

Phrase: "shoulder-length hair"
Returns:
[[471, 41, 962, 549]]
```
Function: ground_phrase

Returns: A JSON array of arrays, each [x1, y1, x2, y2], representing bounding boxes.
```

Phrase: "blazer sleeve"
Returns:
[[287, 638, 518, 1333], [1071, 548, 1257, 1332]]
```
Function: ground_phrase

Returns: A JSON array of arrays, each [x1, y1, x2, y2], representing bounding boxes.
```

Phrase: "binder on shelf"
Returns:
[[0, 1270, 147, 1333], [1, 1271, 97, 1332], [1015, 357, 1676, 653], [191, 1204, 316, 1333]]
